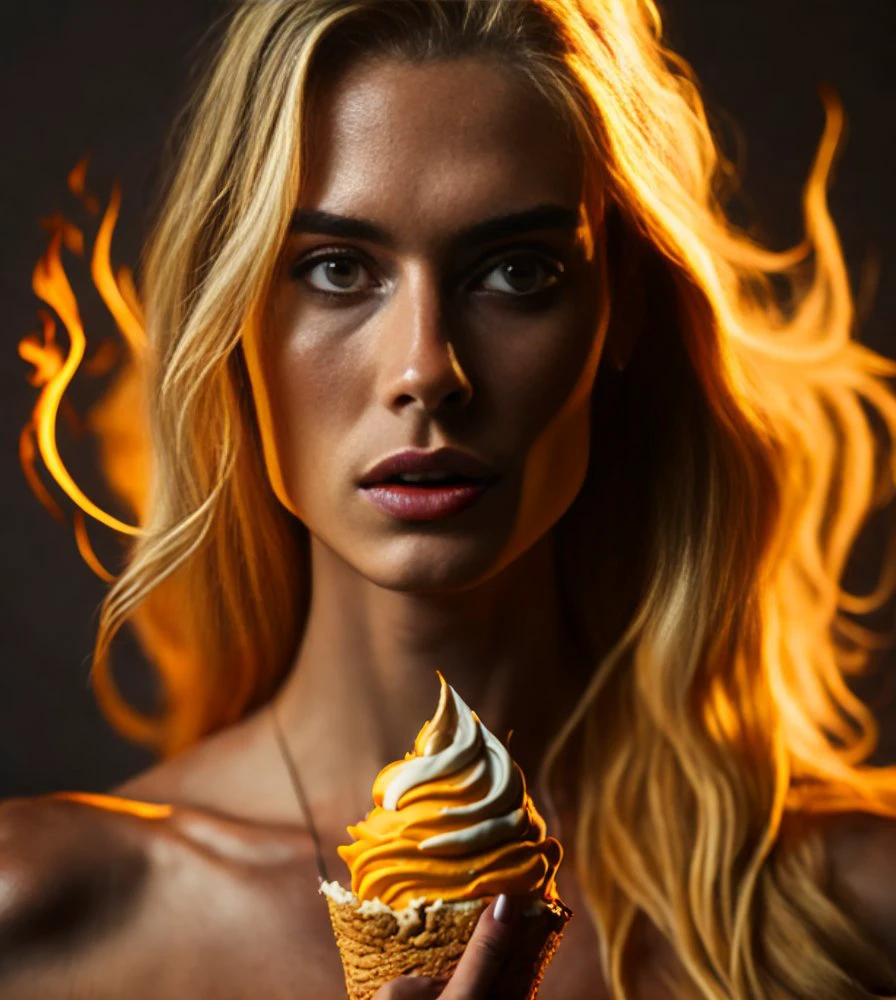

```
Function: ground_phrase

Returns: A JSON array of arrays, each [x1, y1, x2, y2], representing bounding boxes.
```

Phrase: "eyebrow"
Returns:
[[288, 203, 581, 251]]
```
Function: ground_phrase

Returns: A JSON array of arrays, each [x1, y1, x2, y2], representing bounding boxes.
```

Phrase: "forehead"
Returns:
[[298, 55, 585, 238]]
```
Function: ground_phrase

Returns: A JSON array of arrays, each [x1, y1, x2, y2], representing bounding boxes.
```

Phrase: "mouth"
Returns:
[[359, 446, 498, 489], [357, 447, 500, 519], [367, 474, 486, 488], [359, 476, 498, 521]]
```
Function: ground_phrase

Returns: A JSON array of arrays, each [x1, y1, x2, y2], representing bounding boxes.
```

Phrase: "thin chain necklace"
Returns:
[[269, 701, 330, 883]]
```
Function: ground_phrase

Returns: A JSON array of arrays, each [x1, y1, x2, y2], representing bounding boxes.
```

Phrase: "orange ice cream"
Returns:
[[337, 672, 562, 909]]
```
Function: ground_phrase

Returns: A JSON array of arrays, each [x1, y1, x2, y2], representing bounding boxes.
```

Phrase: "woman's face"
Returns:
[[256, 55, 606, 591]]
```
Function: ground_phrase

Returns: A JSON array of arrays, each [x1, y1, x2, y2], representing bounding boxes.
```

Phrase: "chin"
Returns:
[[352, 536, 509, 594]]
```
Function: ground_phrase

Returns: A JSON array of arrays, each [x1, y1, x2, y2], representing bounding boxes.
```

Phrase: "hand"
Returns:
[[371, 893, 517, 999]]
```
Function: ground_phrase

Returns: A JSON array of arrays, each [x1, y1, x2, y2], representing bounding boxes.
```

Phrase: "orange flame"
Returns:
[[19, 158, 148, 581]]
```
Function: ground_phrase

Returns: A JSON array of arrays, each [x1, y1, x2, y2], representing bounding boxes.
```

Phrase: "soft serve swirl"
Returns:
[[337, 673, 562, 908]]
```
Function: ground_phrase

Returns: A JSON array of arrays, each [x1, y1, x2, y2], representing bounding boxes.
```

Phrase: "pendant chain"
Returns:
[[269, 701, 331, 883]]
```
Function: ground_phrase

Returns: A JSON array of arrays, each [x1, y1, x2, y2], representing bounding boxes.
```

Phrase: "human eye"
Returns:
[[289, 248, 376, 300], [474, 249, 566, 298]]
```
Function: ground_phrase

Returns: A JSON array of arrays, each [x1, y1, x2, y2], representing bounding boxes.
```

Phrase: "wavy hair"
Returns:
[[89, 1, 896, 995]]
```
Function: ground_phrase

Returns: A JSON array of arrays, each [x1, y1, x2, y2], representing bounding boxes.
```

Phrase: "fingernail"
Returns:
[[493, 893, 514, 924]]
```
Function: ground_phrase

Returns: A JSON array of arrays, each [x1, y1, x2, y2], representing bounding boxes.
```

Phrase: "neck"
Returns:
[[273, 529, 592, 836]]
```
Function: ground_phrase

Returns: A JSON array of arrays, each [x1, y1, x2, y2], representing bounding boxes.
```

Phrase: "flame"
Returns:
[[19, 158, 148, 582], [19, 162, 189, 753], [67, 158, 99, 215]]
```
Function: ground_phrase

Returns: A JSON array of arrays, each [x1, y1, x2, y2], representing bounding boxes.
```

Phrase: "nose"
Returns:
[[377, 266, 473, 414]]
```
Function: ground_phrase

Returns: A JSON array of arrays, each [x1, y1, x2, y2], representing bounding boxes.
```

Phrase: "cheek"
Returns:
[[270, 341, 366, 504], [488, 294, 602, 447], [491, 299, 604, 535], [522, 387, 593, 518], [249, 298, 371, 519], [516, 360, 597, 534]]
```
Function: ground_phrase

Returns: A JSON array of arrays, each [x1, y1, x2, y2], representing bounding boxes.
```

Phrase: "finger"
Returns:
[[370, 975, 447, 998], [441, 893, 517, 1000]]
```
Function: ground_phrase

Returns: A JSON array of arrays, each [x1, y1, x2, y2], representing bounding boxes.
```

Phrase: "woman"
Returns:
[[4, 0, 896, 997]]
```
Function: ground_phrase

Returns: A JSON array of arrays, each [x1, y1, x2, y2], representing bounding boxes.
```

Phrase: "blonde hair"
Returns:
[[89, 1, 896, 995]]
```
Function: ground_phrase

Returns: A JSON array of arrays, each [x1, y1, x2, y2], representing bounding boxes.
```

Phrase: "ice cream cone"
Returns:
[[321, 880, 572, 1000], [324, 674, 573, 999]]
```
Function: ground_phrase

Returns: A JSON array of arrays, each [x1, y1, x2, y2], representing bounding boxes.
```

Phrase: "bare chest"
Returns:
[[15, 798, 664, 1000], [111, 820, 609, 1000], [106, 817, 345, 1000], [134, 867, 606, 998]]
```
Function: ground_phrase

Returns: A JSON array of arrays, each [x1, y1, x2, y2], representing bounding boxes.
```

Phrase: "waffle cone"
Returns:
[[322, 882, 572, 1000]]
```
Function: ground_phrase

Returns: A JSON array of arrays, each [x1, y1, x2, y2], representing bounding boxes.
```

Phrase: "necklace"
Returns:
[[269, 700, 331, 883]]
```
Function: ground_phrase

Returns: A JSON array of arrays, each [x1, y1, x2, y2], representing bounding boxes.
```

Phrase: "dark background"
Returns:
[[1, 1, 894, 798]]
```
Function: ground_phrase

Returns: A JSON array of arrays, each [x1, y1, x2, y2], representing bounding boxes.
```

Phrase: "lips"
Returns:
[[359, 447, 498, 487], [358, 447, 500, 521], [361, 481, 491, 520]]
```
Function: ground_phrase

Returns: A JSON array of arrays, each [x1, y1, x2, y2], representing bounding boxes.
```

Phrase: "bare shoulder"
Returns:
[[0, 793, 154, 998], [0, 791, 153, 922], [0, 791, 341, 999], [815, 809, 896, 953]]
